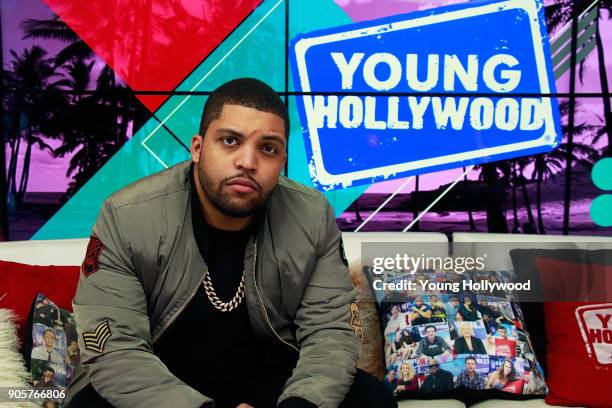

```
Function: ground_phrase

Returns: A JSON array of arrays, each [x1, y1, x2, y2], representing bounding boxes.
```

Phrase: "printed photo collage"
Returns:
[[373, 269, 547, 396], [29, 294, 81, 407]]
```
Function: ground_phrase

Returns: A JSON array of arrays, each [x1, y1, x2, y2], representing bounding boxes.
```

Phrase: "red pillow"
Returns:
[[0, 260, 80, 346], [536, 256, 612, 408]]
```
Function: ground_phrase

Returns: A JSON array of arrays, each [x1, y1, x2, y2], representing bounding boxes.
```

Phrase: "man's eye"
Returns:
[[222, 136, 238, 145], [262, 144, 278, 154]]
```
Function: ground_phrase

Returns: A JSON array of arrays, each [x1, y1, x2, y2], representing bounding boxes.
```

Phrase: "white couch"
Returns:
[[4, 232, 609, 407]]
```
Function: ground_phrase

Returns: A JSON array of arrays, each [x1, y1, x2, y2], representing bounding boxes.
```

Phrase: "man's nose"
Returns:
[[234, 146, 258, 172]]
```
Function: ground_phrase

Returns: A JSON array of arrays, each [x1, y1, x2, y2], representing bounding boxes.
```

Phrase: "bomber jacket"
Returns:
[[65, 160, 360, 407]]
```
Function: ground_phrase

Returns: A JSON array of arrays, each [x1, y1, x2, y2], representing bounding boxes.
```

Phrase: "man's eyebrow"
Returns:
[[216, 128, 244, 138], [216, 128, 286, 147], [261, 135, 286, 147]]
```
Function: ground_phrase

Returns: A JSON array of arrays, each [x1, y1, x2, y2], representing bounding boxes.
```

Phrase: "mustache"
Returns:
[[222, 174, 261, 191]]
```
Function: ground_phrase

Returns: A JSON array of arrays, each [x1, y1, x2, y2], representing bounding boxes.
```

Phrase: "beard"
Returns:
[[197, 162, 269, 218]]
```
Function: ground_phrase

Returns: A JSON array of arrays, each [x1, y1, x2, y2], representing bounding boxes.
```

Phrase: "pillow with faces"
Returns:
[[363, 266, 547, 404]]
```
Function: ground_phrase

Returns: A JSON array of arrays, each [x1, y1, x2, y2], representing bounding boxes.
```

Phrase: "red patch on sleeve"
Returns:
[[82, 235, 105, 277]]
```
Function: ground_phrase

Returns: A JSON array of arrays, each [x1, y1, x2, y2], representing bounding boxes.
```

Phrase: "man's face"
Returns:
[[192, 104, 287, 219], [388, 370, 396, 380], [43, 370, 54, 382], [481, 300, 488, 307], [499, 328, 507, 338], [466, 359, 476, 373], [450, 299, 459, 307], [426, 327, 436, 340], [43, 331, 55, 348], [415, 298, 423, 307]]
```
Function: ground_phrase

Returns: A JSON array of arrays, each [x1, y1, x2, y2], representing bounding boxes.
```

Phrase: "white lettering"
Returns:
[[331, 52, 364, 90], [363, 53, 402, 91]]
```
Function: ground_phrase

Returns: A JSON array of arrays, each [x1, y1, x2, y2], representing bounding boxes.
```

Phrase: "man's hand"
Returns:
[[236, 403, 254, 408]]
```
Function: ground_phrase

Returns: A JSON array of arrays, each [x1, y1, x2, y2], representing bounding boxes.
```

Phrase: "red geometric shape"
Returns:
[[43, 0, 263, 112]]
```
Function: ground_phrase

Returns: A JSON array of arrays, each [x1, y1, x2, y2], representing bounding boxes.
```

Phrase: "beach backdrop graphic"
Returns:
[[1, 0, 611, 240]]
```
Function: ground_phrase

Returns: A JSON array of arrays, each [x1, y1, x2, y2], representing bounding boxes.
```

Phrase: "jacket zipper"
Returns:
[[252, 242, 299, 353], [151, 277, 203, 343], [66, 275, 205, 407]]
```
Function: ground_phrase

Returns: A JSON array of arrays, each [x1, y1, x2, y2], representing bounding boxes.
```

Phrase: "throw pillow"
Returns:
[[362, 266, 547, 404], [510, 249, 612, 408], [0, 260, 79, 346], [23, 293, 81, 407]]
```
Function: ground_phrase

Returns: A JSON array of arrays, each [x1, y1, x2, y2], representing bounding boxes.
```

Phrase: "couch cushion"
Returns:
[[471, 398, 566, 407], [0, 239, 88, 266], [398, 399, 465, 408]]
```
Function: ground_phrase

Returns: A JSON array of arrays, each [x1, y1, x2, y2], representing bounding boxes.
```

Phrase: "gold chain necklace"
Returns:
[[202, 270, 246, 312]]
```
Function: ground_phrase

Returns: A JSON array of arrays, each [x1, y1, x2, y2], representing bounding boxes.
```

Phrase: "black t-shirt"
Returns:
[[153, 169, 297, 408]]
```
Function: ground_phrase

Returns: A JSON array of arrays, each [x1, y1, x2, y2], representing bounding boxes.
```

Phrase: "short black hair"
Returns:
[[465, 356, 477, 364], [425, 325, 436, 332], [199, 78, 289, 141]]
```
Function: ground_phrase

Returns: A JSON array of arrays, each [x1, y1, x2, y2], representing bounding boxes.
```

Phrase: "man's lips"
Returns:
[[226, 177, 259, 193]]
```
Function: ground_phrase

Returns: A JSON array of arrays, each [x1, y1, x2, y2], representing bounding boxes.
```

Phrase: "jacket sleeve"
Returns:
[[72, 199, 211, 408], [278, 199, 361, 407]]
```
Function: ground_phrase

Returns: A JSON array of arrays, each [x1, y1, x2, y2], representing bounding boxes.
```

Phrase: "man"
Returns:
[[415, 325, 451, 362], [66, 78, 395, 408], [34, 367, 56, 388], [478, 299, 496, 333], [455, 356, 485, 389], [383, 370, 397, 393], [31, 329, 63, 366], [384, 304, 408, 336], [488, 326, 517, 358], [420, 358, 453, 393], [379, 288, 403, 317], [444, 296, 460, 322], [35, 297, 60, 327], [409, 296, 432, 325], [457, 295, 479, 321], [429, 295, 446, 322]]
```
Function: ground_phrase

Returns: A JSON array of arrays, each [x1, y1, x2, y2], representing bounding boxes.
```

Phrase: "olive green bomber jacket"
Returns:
[[65, 160, 360, 408]]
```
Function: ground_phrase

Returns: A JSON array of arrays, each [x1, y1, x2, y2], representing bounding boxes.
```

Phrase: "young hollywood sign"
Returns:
[[291, 0, 562, 191]]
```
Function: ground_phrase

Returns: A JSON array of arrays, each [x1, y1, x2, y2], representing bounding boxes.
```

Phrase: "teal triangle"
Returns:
[[33, 117, 185, 239], [34, 0, 368, 239]]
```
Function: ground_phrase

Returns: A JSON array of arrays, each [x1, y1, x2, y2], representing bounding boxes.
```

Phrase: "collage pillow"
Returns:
[[363, 267, 547, 403], [24, 293, 81, 408]]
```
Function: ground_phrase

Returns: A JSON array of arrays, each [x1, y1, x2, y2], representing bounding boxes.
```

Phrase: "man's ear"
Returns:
[[191, 134, 203, 163]]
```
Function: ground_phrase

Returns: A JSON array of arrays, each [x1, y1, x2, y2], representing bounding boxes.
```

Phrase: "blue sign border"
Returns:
[[290, 0, 562, 191]]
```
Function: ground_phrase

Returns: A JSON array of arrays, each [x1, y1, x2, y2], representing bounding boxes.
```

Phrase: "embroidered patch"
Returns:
[[83, 320, 112, 353], [82, 235, 105, 277], [349, 302, 362, 341], [339, 237, 348, 267]]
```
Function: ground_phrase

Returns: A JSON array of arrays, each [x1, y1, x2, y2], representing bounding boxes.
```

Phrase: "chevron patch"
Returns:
[[83, 320, 112, 353]]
